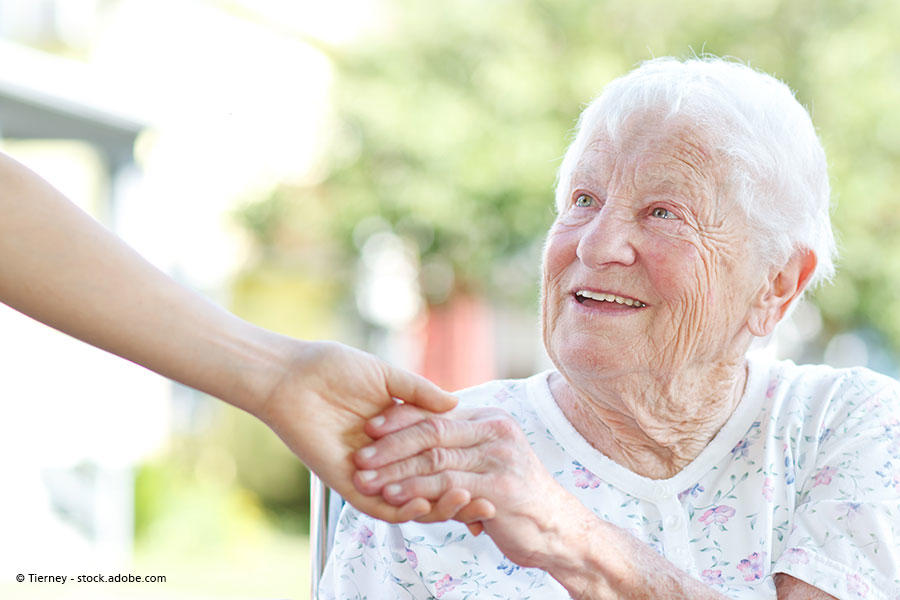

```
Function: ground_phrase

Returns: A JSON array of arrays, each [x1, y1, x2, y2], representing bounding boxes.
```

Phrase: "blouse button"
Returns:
[[665, 515, 681, 530], [654, 484, 672, 500]]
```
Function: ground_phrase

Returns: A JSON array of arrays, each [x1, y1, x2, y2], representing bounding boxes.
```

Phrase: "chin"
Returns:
[[551, 337, 632, 381]]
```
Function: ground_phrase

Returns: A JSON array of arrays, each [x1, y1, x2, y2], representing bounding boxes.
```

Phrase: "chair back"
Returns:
[[309, 473, 344, 599]]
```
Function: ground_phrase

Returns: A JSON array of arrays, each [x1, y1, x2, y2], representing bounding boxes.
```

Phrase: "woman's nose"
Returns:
[[575, 209, 637, 269]]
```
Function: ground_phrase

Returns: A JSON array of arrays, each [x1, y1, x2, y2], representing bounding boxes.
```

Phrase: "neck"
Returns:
[[550, 359, 748, 479]]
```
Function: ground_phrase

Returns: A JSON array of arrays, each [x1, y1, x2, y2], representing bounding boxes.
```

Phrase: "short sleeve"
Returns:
[[319, 508, 431, 600], [773, 371, 900, 599]]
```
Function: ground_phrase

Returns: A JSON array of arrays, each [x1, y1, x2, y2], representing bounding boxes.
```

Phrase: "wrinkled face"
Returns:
[[542, 112, 766, 384]]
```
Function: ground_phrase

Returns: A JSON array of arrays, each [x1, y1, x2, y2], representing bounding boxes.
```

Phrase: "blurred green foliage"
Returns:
[[133, 445, 310, 597], [135, 403, 310, 548], [235, 0, 900, 357]]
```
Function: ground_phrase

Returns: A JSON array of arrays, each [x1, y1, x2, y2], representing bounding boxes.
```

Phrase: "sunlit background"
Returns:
[[1, 1, 899, 598]]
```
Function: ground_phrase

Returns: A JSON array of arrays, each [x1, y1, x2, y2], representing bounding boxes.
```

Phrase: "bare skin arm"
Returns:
[[0, 151, 477, 523]]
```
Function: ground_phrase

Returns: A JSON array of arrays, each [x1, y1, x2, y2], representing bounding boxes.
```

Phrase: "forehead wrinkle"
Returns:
[[669, 129, 712, 177], [569, 124, 730, 222], [571, 141, 613, 193], [632, 155, 712, 207], [639, 127, 715, 191]]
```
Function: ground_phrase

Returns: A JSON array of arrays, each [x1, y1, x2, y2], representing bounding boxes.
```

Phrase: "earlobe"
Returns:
[[748, 249, 817, 337]]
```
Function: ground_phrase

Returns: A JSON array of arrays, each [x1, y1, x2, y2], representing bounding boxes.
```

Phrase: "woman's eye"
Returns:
[[651, 207, 675, 219], [574, 194, 593, 207]]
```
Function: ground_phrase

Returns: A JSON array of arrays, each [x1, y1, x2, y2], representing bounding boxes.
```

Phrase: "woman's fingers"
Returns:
[[461, 498, 499, 536], [425, 488, 472, 522], [381, 471, 482, 505], [394, 497, 433, 522], [355, 444, 488, 495], [417, 495, 496, 524], [454, 498, 496, 523], [364, 402, 431, 439], [414, 491, 495, 529], [355, 414, 485, 470], [394, 489, 495, 528], [380, 361, 458, 413]]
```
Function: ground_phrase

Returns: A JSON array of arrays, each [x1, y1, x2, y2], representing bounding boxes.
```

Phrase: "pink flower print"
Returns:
[[783, 548, 809, 565], [762, 477, 774, 501], [737, 551, 767, 581], [846, 573, 869, 596], [701, 569, 724, 585], [354, 524, 374, 547], [493, 386, 512, 403], [572, 461, 602, 489], [766, 378, 778, 398], [812, 466, 838, 487], [699, 505, 736, 527], [405, 548, 418, 569], [435, 574, 460, 598]]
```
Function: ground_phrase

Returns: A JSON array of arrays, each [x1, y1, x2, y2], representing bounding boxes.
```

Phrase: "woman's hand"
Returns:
[[256, 340, 467, 524], [352, 403, 593, 569]]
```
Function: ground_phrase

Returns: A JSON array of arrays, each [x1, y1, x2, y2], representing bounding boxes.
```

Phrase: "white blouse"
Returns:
[[320, 356, 900, 599]]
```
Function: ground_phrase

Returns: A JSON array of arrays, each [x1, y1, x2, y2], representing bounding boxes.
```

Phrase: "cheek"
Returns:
[[542, 226, 577, 280], [644, 238, 711, 302], [540, 228, 577, 350]]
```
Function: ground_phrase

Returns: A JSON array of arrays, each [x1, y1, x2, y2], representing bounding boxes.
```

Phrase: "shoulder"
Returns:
[[452, 372, 547, 409], [752, 355, 899, 419], [749, 356, 900, 473]]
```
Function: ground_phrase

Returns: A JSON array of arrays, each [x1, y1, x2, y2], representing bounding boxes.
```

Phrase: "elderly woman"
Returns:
[[321, 57, 900, 599]]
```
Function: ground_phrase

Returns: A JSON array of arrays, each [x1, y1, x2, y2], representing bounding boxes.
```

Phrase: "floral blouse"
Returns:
[[320, 356, 900, 599]]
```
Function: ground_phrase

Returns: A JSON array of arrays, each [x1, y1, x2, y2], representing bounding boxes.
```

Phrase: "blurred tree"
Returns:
[[235, 0, 900, 357]]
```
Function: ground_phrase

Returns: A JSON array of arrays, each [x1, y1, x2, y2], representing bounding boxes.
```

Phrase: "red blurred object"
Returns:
[[419, 294, 496, 392]]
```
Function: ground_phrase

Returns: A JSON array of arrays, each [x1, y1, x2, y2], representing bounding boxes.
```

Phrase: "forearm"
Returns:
[[538, 508, 727, 599], [0, 152, 287, 415]]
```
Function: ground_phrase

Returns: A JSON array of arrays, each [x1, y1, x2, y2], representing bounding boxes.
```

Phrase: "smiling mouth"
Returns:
[[574, 289, 647, 308]]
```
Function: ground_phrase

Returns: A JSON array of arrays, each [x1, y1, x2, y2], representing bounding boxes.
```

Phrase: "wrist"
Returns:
[[542, 514, 628, 599], [200, 316, 306, 419]]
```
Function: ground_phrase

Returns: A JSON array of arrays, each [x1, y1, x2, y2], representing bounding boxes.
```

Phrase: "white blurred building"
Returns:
[[0, 37, 158, 574], [0, 0, 343, 580]]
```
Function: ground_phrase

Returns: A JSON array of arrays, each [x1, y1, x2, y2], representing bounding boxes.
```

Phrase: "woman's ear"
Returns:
[[748, 249, 817, 337]]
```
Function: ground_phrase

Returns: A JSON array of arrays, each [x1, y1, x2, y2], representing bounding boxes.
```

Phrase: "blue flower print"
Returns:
[[731, 439, 750, 459], [497, 559, 521, 576], [876, 461, 900, 489], [678, 483, 704, 501], [784, 452, 795, 485]]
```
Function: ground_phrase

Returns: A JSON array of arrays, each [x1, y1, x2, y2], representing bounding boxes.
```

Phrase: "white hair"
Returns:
[[555, 56, 836, 289]]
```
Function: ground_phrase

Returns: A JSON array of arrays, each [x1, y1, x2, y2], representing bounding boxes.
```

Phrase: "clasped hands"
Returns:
[[351, 404, 590, 570]]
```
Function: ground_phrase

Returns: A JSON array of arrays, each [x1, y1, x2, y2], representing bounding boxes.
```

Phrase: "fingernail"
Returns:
[[369, 415, 385, 428], [359, 446, 376, 459], [358, 470, 377, 482], [385, 484, 402, 496]]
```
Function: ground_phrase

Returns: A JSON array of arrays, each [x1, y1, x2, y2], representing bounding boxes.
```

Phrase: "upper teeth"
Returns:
[[576, 290, 646, 308]]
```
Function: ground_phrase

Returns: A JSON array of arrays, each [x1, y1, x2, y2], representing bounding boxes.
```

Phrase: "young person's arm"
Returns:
[[0, 151, 462, 522]]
